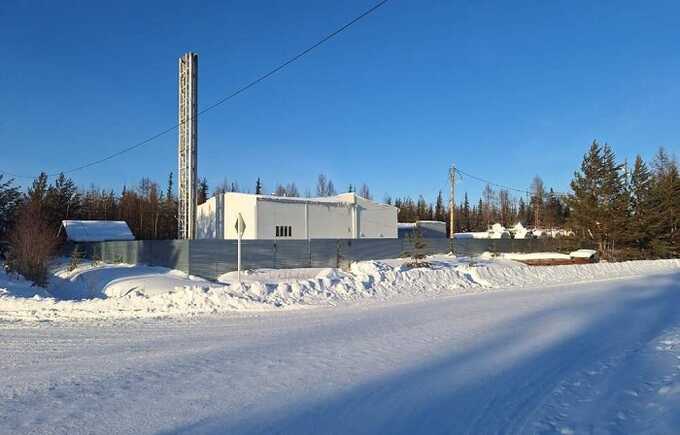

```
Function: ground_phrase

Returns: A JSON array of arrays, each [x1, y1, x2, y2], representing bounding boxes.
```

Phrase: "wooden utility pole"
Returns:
[[449, 165, 456, 238]]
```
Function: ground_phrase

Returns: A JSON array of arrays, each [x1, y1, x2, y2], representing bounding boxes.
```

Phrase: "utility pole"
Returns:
[[449, 164, 456, 239]]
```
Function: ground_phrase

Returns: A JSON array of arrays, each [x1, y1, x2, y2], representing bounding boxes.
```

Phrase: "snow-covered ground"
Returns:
[[1, 268, 679, 434], [1, 256, 679, 321]]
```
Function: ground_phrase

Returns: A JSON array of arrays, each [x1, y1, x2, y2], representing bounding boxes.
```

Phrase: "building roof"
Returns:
[[220, 192, 397, 210], [62, 220, 135, 242]]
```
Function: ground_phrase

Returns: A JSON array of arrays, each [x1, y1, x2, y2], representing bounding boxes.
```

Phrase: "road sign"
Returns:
[[235, 213, 245, 281], [234, 214, 246, 237]]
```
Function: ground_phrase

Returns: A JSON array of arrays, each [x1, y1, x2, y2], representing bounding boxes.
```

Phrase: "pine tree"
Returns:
[[461, 193, 471, 231], [28, 172, 49, 203], [569, 141, 603, 241], [529, 176, 545, 228], [0, 175, 21, 240], [434, 191, 446, 222], [629, 155, 653, 254], [517, 197, 528, 226], [197, 177, 209, 205], [255, 178, 263, 194], [402, 227, 428, 267], [475, 199, 484, 231], [416, 196, 430, 220], [569, 141, 629, 257], [601, 144, 631, 254], [648, 148, 680, 256], [45, 172, 81, 231]]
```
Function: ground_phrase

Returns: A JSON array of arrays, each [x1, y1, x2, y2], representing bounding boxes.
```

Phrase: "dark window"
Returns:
[[275, 226, 280, 237], [288, 226, 292, 237]]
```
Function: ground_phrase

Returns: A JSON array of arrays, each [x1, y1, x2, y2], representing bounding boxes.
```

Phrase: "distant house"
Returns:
[[398, 221, 447, 239], [454, 223, 511, 239], [61, 220, 135, 242]]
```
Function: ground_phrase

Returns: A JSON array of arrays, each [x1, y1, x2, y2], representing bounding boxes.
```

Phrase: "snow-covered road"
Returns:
[[2, 271, 680, 434]]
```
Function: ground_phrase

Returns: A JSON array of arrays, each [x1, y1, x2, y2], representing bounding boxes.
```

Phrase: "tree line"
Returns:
[[0, 140, 678, 283], [387, 181, 569, 233]]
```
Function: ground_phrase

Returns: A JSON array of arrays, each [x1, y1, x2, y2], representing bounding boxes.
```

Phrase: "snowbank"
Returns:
[[1, 257, 678, 322]]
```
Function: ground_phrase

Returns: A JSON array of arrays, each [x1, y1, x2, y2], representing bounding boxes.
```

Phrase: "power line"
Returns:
[[1, 0, 390, 180], [454, 167, 571, 198]]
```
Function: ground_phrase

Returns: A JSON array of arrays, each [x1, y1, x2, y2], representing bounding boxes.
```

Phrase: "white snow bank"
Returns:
[[496, 252, 572, 261], [0, 268, 51, 298], [569, 249, 597, 259], [51, 262, 207, 299], [1, 257, 679, 322]]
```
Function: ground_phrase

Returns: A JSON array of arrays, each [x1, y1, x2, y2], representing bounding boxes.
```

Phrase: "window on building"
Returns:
[[275, 225, 293, 238]]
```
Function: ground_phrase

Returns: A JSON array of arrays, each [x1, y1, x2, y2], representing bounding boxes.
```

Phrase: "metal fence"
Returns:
[[70, 238, 588, 281]]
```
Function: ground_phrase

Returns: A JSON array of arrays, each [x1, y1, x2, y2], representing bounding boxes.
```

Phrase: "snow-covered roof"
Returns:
[[397, 223, 416, 229], [62, 220, 135, 242], [569, 249, 597, 259], [221, 191, 397, 210]]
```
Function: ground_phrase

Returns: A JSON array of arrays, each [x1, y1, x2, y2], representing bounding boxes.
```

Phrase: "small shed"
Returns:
[[61, 220, 135, 242], [398, 220, 447, 239]]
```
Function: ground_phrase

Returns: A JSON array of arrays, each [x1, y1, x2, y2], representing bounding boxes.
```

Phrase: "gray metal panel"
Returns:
[[146, 240, 190, 272], [452, 239, 491, 257], [189, 239, 237, 280], [274, 240, 310, 269], [425, 239, 452, 255], [242, 240, 275, 270], [349, 239, 402, 262], [310, 239, 343, 268], [79, 237, 594, 281]]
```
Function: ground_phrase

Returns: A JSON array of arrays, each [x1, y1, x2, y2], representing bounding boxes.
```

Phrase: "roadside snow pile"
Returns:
[[0, 269, 51, 299], [51, 262, 208, 299], [0, 257, 679, 322]]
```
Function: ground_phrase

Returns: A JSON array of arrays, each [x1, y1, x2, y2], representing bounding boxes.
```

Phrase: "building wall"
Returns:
[[355, 196, 398, 239], [196, 192, 397, 240], [223, 193, 258, 239], [307, 203, 354, 239], [196, 196, 218, 239]]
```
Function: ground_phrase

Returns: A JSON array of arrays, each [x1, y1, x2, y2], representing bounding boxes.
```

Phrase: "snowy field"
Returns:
[[1, 257, 679, 433]]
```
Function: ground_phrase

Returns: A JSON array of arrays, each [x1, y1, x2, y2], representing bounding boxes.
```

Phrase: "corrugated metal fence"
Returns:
[[70, 238, 588, 281]]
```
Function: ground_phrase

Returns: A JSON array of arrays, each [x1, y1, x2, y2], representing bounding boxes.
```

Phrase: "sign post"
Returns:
[[234, 213, 246, 282]]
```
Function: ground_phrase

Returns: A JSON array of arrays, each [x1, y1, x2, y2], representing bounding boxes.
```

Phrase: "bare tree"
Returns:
[[359, 183, 372, 200], [316, 174, 329, 196], [6, 200, 58, 287]]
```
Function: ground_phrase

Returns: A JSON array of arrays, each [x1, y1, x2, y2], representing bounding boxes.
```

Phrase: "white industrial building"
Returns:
[[197, 192, 398, 240]]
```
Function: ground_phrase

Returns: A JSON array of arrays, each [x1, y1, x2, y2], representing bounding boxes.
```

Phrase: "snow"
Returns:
[[570, 248, 598, 259], [495, 251, 572, 261], [1, 270, 679, 434], [1, 256, 679, 322], [454, 222, 510, 239], [61, 220, 134, 242]]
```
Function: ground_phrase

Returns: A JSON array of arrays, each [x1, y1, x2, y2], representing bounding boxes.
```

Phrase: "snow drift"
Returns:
[[1, 256, 679, 322]]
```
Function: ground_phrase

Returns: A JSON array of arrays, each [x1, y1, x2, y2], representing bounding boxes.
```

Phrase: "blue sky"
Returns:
[[2, 0, 679, 203]]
